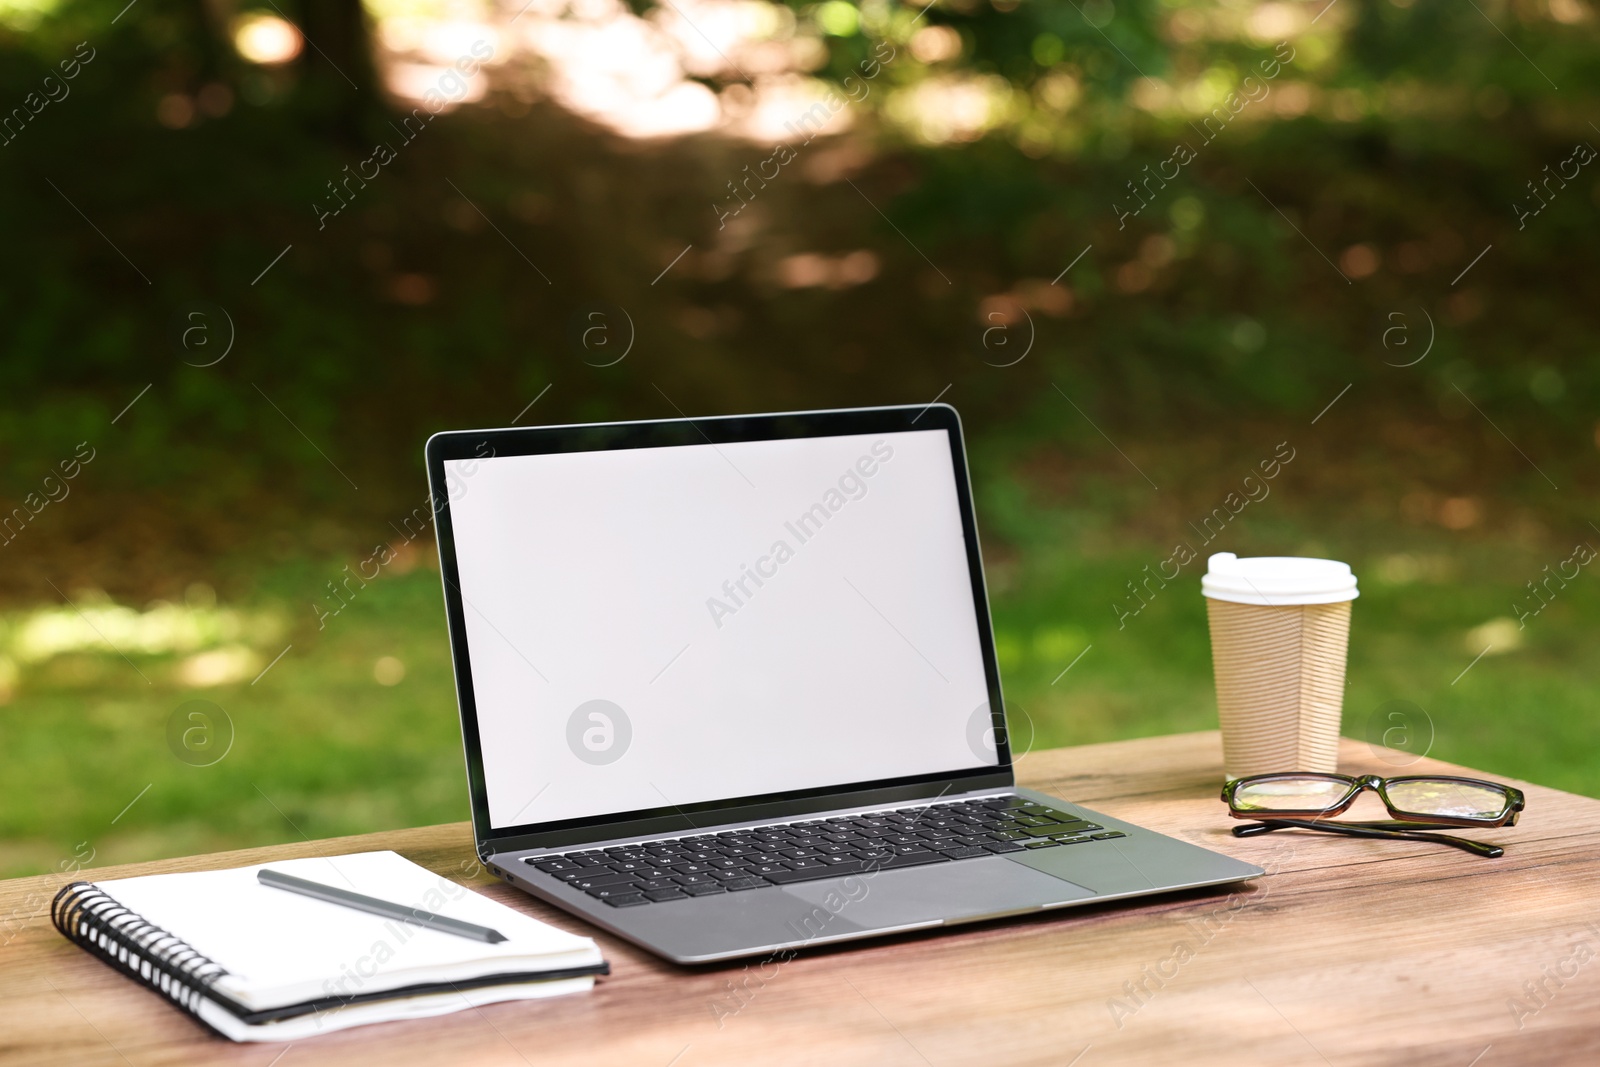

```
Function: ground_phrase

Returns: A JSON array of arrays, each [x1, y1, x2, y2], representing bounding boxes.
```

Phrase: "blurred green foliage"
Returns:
[[2, 0, 1596, 482]]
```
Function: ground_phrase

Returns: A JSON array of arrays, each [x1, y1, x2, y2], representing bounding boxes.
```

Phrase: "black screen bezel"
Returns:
[[424, 404, 1014, 858]]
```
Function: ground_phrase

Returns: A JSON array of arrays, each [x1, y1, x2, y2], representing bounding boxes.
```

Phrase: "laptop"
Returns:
[[425, 403, 1262, 964]]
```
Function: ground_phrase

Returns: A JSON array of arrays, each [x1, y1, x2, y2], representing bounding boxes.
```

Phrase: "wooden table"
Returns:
[[2, 732, 1595, 1066]]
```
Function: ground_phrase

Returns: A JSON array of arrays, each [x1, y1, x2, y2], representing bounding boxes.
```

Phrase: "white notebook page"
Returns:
[[92, 851, 601, 1010]]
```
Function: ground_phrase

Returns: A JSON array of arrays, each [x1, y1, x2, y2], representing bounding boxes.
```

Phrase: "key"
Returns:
[[627, 867, 675, 881], [750, 862, 796, 877], [671, 863, 715, 875], [864, 851, 950, 870], [569, 871, 644, 890], [586, 883, 646, 899], [722, 877, 771, 891], [763, 860, 866, 884], [644, 888, 688, 902]]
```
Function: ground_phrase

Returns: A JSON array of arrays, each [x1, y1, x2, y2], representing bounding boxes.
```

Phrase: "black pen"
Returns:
[[257, 868, 509, 943]]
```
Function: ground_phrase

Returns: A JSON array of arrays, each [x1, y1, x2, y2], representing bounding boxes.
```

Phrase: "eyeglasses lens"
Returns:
[[1385, 779, 1509, 820], [1231, 776, 1350, 813]]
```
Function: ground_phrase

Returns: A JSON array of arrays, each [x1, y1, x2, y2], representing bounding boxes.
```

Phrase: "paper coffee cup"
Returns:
[[1203, 553, 1358, 781]]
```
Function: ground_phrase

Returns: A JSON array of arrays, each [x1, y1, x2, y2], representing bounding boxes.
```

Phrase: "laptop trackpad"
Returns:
[[782, 857, 1093, 929]]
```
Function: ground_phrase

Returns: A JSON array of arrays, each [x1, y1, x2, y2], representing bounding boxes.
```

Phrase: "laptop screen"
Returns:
[[442, 426, 997, 829]]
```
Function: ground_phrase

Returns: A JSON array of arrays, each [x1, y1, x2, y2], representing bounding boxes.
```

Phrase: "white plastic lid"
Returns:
[[1201, 552, 1359, 606]]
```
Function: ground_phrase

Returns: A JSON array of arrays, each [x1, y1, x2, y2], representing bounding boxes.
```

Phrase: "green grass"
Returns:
[[2, 500, 1596, 880], [978, 458, 1600, 794], [989, 540, 1600, 789], [0, 566, 471, 879]]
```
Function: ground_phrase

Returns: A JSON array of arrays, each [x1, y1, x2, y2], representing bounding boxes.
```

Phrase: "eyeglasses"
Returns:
[[1220, 773, 1526, 858]]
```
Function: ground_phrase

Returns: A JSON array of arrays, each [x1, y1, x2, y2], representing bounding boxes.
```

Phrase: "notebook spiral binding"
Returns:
[[51, 881, 235, 1026]]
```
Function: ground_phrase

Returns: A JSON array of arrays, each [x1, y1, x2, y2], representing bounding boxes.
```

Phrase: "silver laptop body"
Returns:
[[426, 404, 1262, 964]]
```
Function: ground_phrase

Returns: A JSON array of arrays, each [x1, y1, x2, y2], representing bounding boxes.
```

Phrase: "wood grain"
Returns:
[[2, 732, 1596, 1066]]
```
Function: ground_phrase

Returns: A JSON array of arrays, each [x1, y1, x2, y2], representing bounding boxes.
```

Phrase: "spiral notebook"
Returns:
[[51, 850, 608, 1042]]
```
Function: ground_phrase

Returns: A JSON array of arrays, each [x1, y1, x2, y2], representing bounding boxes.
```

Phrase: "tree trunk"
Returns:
[[289, 0, 382, 142]]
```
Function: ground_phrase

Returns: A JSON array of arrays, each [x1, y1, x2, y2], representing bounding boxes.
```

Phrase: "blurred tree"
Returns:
[[183, 0, 235, 86], [284, 0, 381, 140]]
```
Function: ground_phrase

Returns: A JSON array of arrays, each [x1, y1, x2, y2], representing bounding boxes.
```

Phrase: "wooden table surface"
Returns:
[[2, 731, 1595, 1066]]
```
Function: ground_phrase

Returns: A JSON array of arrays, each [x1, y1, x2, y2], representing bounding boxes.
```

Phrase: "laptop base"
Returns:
[[487, 788, 1263, 965]]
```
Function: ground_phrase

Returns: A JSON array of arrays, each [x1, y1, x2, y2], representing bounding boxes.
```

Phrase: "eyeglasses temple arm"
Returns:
[[1328, 819, 1482, 832], [1232, 819, 1504, 858]]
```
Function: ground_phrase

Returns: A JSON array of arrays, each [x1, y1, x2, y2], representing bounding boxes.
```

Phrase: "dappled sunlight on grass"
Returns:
[[0, 589, 287, 700]]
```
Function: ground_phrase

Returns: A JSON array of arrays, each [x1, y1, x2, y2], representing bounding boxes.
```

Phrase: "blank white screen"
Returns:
[[443, 428, 995, 829]]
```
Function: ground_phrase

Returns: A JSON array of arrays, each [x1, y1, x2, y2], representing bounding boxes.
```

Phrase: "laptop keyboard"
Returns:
[[524, 795, 1128, 908]]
